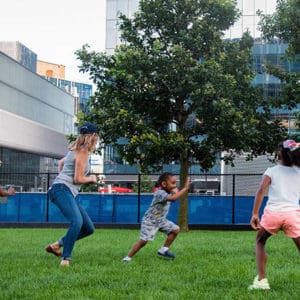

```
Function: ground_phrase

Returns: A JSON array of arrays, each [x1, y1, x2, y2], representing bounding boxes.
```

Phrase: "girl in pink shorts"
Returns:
[[249, 140, 300, 290]]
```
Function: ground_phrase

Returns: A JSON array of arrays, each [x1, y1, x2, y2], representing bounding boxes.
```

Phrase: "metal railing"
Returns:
[[0, 172, 263, 196]]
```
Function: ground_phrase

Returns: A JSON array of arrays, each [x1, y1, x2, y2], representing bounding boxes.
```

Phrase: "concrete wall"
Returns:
[[221, 155, 275, 196], [0, 41, 37, 72], [0, 51, 74, 158]]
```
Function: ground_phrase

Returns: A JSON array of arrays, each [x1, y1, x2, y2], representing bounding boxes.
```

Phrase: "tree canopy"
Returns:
[[76, 0, 287, 230]]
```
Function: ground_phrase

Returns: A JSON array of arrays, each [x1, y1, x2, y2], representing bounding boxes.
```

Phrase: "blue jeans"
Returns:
[[49, 183, 94, 260]]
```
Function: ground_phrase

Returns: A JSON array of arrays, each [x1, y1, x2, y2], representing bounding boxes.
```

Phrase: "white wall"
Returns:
[[0, 52, 74, 158], [0, 52, 74, 133]]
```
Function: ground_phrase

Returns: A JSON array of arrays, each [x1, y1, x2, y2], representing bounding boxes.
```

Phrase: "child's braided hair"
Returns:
[[281, 139, 300, 167]]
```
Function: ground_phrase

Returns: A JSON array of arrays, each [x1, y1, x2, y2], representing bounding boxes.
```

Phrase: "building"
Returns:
[[42, 77, 93, 116], [106, 0, 277, 51], [0, 50, 74, 192], [37, 60, 66, 79], [106, 0, 140, 55], [36, 60, 93, 120], [36, 60, 103, 173], [0, 41, 37, 72], [224, 0, 276, 39]]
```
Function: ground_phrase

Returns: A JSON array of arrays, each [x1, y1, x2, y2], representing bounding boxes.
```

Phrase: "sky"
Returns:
[[0, 0, 106, 83]]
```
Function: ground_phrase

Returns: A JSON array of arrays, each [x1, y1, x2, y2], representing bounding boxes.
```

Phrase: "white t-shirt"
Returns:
[[264, 164, 300, 211]]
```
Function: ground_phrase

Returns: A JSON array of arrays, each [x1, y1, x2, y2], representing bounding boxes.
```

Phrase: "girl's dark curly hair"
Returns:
[[157, 172, 175, 187], [288, 149, 300, 168], [279, 142, 293, 166]]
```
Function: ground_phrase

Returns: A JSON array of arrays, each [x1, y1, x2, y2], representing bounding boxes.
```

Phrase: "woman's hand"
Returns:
[[89, 174, 98, 184], [0, 186, 15, 197], [7, 186, 15, 196]]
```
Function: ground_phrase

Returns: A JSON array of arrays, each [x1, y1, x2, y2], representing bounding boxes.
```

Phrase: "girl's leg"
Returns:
[[256, 227, 272, 280], [292, 236, 300, 251], [127, 240, 148, 258], [163, 228, 180, 248]]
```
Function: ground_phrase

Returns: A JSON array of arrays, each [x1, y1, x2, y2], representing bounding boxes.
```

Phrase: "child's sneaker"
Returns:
[[122, 256, 132, 262], [157, 250, 175, 259], [248, 276, 270, 290]]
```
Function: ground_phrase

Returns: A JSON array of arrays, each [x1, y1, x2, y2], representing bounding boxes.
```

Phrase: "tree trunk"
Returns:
[[177, 149, 189, 232]]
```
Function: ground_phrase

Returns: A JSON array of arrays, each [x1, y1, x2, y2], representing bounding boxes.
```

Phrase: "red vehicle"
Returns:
[[98, 186, 133, 193]]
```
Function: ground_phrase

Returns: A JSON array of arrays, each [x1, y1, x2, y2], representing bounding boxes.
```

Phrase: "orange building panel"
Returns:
[[37, 60, 65, 79]]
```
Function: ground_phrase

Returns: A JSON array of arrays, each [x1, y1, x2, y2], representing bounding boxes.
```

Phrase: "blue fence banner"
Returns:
[[0, 193, 267, 224]]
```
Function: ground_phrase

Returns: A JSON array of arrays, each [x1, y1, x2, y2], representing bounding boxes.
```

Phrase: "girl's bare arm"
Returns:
[[250, 175, 271, 230], [167, 177, 190, 201]]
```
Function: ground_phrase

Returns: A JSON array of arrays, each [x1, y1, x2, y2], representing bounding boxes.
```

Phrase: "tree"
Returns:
[[132, 174, 155, 193], [76, 0, 286, 231], [257, 0, 300, 135], [258, 0, 300, 57]]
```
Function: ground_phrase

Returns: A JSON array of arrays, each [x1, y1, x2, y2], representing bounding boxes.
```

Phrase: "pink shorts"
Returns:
[[260, 209, 300, 238]]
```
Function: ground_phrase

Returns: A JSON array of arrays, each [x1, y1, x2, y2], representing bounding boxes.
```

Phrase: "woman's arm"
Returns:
[[250, 175, 271, 230], [73, 148, 97, 184], [166, 178, 190, 202]]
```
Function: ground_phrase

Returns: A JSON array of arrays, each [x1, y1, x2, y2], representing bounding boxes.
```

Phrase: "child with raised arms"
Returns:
[[248, 140, 300, 290], [122, 172, 190, 262]]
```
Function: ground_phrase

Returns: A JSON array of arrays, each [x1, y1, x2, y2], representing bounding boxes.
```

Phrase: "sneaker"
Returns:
[[122, 256, 132, 262], [157, 250, 175, 259], [248, 276, 270, 290]]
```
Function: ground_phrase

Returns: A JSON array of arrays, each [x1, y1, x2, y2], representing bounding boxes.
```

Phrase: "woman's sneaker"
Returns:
[[157, 250, 175, 259], [248, 276, 270, 290]]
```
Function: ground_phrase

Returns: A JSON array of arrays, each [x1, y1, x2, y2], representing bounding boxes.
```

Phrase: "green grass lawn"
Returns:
[[0, 228, 299, 299]]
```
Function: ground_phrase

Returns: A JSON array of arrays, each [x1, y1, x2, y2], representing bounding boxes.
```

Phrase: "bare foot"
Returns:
[[60, 259, 70, 267], [45, 242, 62, 257]]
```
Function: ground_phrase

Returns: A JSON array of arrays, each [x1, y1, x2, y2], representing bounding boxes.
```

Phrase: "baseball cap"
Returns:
[[79, 122, 98, 134]]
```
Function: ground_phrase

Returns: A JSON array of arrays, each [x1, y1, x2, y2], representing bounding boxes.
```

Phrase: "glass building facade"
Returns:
[[251, 40, 300, 129], [224, 0, 276, 39], [106, 0, 277, 52], [106, 0, 140, 54]]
